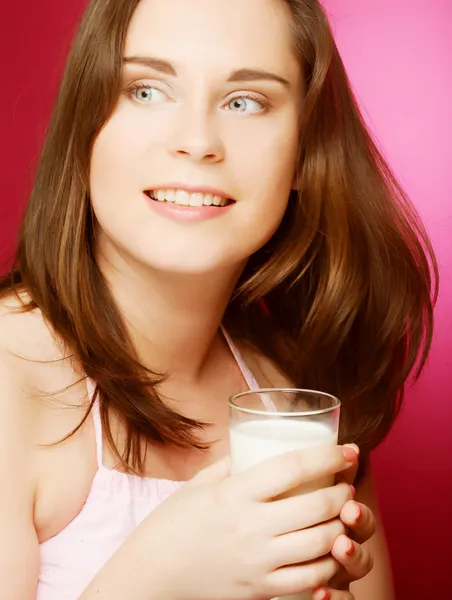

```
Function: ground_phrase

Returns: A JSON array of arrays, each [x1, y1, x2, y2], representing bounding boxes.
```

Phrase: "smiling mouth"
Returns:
[[145, 189, 234, 208]]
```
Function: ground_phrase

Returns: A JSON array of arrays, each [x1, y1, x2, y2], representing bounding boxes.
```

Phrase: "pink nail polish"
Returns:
[[346, 540, 355, 556], [350, 485, 356, 497], [342, 446, 358, 462], [353, 504, 362, 521]]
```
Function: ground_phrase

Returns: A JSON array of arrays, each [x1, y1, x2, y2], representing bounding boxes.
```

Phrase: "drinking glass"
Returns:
[[229, 388, 341, 600]]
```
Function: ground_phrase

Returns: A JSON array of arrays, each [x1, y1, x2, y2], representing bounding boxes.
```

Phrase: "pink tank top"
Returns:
[[36, 330, 260, 600]]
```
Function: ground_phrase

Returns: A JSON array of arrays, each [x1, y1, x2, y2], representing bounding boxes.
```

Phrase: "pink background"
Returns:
[[1, 1, 451, 597]]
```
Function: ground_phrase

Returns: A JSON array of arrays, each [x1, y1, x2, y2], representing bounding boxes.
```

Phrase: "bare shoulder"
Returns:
[[0, 294, 66, 487], [0, 293, 46, 440], [0, 297, 42, 587], [0, 292, 75, 424], [0, 343, 37, 491], [0, 293, 97, 542], [0, 294, 70, 597], [0, 339, 40, 599], [0, 290, 96, 465], [0, 292, 64, 363], [0, 291, 91, 438], [0, 292, 85, 400]]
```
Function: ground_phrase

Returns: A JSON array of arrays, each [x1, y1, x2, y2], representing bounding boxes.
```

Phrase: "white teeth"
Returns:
[[190, 193, 204, 207], [149, 189, 230, 207], [175, 190, 190, 205]]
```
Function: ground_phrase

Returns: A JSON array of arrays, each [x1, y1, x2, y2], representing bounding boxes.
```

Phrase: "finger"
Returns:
[[264, 482, 353, 535], [266, 556, 340, 598], [331, 535, 374, 582], [271, 518, 346, 567], [235, 445, 359, 501], [188, 456, 231, 485], [312, 587, 354, 600], [340, 501, 376, 544], [335, 445, 360, 487]]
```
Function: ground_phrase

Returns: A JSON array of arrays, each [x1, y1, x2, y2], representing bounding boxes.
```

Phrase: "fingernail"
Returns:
[[353, 503, 362, 522], [346, 539, 355, 556], [314, 590, 331, 600], [348, 443, 360, 455], [350, 485, 356, 497], [342, 446, 358, 462]]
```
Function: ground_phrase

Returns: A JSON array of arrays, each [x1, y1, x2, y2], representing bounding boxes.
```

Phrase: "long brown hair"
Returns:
[[1, 0, 438, 473]]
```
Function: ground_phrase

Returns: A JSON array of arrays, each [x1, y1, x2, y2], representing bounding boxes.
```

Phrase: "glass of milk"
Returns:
[[229, 388, 341, 600]]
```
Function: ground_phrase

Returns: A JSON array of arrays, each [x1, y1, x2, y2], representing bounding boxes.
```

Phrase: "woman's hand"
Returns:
[[313, 445, 376, 600], [80, 444, 361, 600], [131, 445, 359, 600]]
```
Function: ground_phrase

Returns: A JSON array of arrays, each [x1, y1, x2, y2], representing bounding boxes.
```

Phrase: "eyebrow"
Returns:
[[123, 56, 291, 88]]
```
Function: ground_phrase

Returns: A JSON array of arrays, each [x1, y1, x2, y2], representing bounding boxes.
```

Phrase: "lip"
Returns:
[[143, 192, 235, 223], [144, 183, 234, 201]]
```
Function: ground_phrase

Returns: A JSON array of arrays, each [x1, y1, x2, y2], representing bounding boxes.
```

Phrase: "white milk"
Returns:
[[230, 418, 338, 600]]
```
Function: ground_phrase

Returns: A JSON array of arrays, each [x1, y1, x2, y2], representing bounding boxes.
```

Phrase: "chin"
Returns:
[[140, 256, 242, 277], [129, 242, 250, 278], [98, 228, 253, 279]]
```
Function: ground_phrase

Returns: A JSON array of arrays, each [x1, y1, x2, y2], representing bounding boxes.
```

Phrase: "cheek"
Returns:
[[89, 105, 175, 208], [237, 131, 298, 246], [90, 120, 147, 209], [227, 124, 298, 227], [89, 126, 145, 242], [226, 114, 299, 188]]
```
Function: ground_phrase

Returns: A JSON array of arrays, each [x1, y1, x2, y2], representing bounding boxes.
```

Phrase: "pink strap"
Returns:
[[221, 327, 277, 412], [221, 327, 260, 390]]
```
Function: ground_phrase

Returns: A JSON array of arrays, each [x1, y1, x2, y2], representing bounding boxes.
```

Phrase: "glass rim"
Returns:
[[228, 388, 341, 418]]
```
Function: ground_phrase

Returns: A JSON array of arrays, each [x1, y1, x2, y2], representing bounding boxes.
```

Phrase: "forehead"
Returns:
[[125, 0, 301, 82]]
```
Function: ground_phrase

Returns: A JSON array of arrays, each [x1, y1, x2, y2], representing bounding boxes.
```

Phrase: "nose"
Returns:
[[168, 106, 225, 164]]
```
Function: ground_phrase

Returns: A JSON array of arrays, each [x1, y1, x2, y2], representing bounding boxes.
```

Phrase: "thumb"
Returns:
[[336, 444, 360, 486], [189, 456, 231, 485]]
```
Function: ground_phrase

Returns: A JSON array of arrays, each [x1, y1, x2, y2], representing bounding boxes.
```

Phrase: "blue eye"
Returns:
[[226, 97, 264, 114], [131, 86, 167, 104]]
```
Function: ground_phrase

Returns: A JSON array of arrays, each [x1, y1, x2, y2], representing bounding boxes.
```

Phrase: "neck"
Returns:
[[97, 240, 245, 381]]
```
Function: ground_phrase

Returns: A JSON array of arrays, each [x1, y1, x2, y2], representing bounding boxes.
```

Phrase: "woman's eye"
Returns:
[[225, 97, 264, 114], [131, 86, 167, 104]]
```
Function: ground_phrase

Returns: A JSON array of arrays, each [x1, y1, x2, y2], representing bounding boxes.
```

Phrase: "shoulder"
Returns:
[[0, 293, 45, 441], [0, 292, 88, 457], [0, 295, 61, 489], [0, 297, 41, 541], [0, 295, 57, 596], [0, 293, 96, 535], [0, 292, 84, 398], [0, 292, 64, 364]]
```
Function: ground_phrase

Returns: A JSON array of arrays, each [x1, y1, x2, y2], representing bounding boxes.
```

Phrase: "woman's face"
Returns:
[[90, 0, 303, 275]]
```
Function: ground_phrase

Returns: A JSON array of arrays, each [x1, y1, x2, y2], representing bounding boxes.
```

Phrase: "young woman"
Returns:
[[0, 0, 437, 599]]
